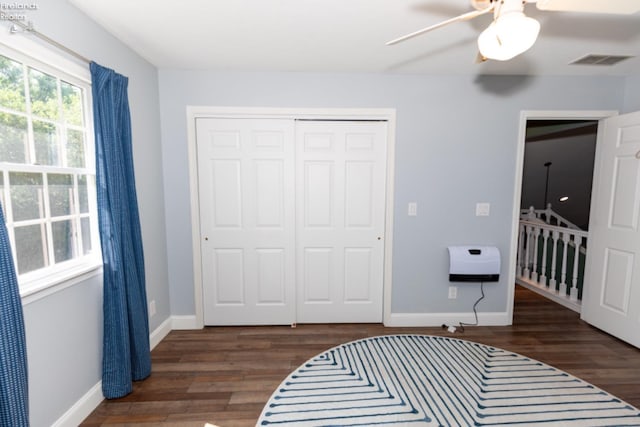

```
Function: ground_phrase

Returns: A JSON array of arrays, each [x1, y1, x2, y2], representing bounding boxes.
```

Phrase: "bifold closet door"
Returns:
[[296, 121, 387, 323], [196, 118, 296, 325]]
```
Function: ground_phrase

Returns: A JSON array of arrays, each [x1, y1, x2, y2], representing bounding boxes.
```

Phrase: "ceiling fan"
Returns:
[[387, 0, 640, 61]]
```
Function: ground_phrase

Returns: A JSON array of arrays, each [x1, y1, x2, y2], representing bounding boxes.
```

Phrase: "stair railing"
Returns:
[[517, 218, 588, 310]]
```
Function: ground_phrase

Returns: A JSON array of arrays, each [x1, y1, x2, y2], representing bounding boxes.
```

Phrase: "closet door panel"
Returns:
[[296, 121, 387, 323], [197, 118, 296, 325]]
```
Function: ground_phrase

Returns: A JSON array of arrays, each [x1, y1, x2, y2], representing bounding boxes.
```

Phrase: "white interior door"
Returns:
[[196, 118, 296, 325], [581, 110, 640, 348], [296, 121, 387, 323]]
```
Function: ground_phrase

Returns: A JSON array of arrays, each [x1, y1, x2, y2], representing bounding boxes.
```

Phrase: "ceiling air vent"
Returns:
[[570, 54, 633, 66]]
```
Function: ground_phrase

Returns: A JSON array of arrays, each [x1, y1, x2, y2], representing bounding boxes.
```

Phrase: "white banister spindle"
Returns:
[[517, 223, 525, 277], [549, 230, 559, 290], [559, 233, 570, 296], [571, 235, 581, 301], [545, 203, 552, 224], [540, 229, 549, 287], [524, 225, 533, 278], [531, 226, 541, 283]]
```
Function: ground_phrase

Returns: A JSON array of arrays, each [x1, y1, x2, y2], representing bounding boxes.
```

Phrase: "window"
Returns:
[[0, 46, 99, 296]]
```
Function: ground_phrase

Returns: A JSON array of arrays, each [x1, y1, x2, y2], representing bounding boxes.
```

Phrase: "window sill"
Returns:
[[20, 261, 103, 306]]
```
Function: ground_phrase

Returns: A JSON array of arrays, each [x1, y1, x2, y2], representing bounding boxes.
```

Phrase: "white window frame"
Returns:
[[0, 35, 101, 302]]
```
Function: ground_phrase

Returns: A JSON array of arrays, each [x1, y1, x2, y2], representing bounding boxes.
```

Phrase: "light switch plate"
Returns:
[[476, 202, 490, 216], [408, 202, 417, 216]]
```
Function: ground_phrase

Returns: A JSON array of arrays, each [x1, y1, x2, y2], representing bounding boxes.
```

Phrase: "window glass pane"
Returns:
[[0, 55, 26, 112], [15, 224, 46, 274], [78, 174, 88, 213], [48, 173, 73, 217], [52, 219, 75, 263], [28, 67, 59, 120], [66, 129, 85, 168], [33, 120, 59, 166], [10, 172, 43, 221], [61, 81, 83, 126], [2, 53, 95, 282], [0, 112, 28, 163], [80, 216, 92, 255]]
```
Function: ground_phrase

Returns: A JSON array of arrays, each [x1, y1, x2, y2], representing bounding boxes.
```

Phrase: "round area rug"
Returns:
[[258, 335, 640, 426]]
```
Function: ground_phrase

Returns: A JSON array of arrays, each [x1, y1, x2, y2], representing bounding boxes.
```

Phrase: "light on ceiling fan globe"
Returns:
[[478, 13, 541, 61]]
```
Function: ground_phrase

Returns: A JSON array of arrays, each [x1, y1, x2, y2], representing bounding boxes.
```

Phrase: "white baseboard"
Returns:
[[150, 316, 173, 350], [385, 311, 510, 327], [52, 381, 103, 427], [54, 317, 176, 427], [171, 314, 199, 330]]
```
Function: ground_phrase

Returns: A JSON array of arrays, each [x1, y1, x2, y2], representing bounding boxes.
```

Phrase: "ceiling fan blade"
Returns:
[[534, 0, 640, 14], [386, 5, 494, 46]]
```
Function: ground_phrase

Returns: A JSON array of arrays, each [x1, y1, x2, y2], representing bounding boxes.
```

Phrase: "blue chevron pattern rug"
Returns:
[[258, 335, 640, 426]]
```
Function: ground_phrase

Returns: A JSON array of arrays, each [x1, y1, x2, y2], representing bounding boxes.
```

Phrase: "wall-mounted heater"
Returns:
[[447, 246, 500, 282]]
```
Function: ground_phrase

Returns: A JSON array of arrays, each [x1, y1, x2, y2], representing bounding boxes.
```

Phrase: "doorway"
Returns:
[[507, 110, 618, 322]]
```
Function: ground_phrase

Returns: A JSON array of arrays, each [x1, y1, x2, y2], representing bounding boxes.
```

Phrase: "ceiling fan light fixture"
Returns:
[[478, 12, 540, 61]]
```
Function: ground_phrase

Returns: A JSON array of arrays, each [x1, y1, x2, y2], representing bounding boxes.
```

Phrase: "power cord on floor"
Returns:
[[442, 282, 485, 333]]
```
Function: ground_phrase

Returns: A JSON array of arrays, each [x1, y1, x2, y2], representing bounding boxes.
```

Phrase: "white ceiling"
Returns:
[[70, 0, 640, 76]]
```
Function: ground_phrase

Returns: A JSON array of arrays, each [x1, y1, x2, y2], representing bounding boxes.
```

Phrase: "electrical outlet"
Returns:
[[448, 286, 457, 299], [149, 300, 156, 317]]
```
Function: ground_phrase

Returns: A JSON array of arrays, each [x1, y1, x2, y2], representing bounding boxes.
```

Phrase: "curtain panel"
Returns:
[[90, 62, 151, 399], [0, 202, 29, 426]]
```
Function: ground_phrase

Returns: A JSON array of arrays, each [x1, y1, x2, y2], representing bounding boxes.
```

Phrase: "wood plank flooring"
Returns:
[[80, 286, 640, 426]]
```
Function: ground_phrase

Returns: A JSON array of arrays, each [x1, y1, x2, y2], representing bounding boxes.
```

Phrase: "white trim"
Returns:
[[149, 317, 172, 349], [385, 311, 510, 327], [186, 108, 204, 329], [21, 264, 102, 305], [0, 27, 89, 83], [186, 106, 397, 328], [507, 110, 618, 324], [52, 317, 175, 427], [51, 381, 103, 427], [172, 314, 199, 330], [382, 117, 396, 327]]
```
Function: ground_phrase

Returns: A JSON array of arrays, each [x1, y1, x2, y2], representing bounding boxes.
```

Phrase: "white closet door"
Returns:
[[197, 118, 296, 325], [296, 121, 387, 323]]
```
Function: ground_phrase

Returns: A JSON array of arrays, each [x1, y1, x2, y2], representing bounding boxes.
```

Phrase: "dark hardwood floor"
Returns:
[[80, 286, 640, 426]]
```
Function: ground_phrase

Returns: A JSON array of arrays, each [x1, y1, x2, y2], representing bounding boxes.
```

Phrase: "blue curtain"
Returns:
[[0, 202, 29, 426], [90, 62, 151, 399]]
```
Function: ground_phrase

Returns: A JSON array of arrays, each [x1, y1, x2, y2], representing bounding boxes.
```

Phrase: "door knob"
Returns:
[[636, 150, 640, 160]]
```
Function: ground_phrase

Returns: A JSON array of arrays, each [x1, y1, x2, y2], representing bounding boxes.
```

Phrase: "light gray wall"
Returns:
[[13, 1, 169, 426], [23, 274, 102, 427], [624, 76, 640, 113], [158, 71, 626, 316]]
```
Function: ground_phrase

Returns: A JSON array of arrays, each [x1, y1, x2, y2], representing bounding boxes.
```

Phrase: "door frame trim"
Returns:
[[187, 106, 397, 328], [507, 110, 618, 323]]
